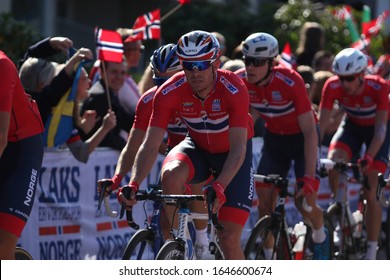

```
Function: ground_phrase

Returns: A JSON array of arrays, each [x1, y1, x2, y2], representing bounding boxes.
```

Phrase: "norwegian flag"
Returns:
[[362, 10, 390, 38], [95, 28, 123, 63], [279, 42, 296, 69], [333, 5, 353, 20], [126, 9, 161, 41]]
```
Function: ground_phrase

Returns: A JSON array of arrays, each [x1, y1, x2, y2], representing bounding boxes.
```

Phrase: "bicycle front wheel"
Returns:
[[244, 216, 290, 260], [156, 240, 185, 260], [327, 203, 357, 259], [15, 247, 33, 260], [122, 229, 160, 260]]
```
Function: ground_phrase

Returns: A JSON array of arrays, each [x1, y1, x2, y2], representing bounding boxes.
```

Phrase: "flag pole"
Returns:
[[101, 61, 112, 110], [160, 4, 183, 22]]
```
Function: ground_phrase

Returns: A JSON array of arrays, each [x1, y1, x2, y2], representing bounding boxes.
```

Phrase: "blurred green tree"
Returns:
[[0, 13, 42, 65]]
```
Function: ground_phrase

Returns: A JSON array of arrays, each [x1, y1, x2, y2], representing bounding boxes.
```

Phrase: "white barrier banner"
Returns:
[[17, 138, 360, 260], [18, 148, 164, 260]]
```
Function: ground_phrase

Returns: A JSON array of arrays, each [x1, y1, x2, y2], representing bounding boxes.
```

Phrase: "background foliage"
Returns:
[[1, 0, 387, 66]]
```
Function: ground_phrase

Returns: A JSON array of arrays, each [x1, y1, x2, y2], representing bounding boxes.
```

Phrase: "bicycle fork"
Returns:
[[176, 208, 196, 260]]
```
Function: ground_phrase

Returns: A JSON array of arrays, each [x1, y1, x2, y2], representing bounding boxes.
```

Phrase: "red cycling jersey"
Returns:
[[236, 65, 315, 135], [320, 74, 390, 126], [150, 69, 254, 153], [133, 85, 188, 148], [0, 51, 44, 141]]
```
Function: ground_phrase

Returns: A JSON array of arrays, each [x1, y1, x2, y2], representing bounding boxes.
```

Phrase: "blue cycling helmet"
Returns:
[[176, 30, 220, 62], [150, 44, 182, 73]]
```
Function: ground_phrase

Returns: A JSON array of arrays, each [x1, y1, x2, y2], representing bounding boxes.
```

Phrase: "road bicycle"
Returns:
[[244, 173, 334, 260], [155, 186, 225, 260], [121, 184, 165, 260], [98, 181, 164, 260], [320, 158, 389, 259], [98, 181, 223, 260], [15, 246, 33, 260], [376, 173, 390, 259]]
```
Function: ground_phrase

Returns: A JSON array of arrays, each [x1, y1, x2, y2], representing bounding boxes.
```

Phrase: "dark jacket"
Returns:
[[19, 37, 73, 124], [79, 80, 135, 150]]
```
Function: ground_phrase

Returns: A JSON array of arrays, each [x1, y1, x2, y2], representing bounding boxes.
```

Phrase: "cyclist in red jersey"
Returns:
[[0, 51, 44, 259], [236, 32, 330, 259], [117, 31, 254, 259], [318, 48, 390, 259]]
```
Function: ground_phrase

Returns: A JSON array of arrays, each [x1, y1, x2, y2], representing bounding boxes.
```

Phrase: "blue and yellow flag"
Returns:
[[43, 50, 89, 147]]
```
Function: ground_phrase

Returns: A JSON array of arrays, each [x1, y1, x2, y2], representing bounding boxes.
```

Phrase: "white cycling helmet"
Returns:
[[332, 48, 367, 75], [176, 30, 220, 62], [242, 32, 279, 58]]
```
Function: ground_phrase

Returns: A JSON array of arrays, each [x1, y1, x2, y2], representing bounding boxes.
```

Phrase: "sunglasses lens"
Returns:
[[339, 75, 356, 82], [244, 57, 267, 67], [182, 61, 211, 71]]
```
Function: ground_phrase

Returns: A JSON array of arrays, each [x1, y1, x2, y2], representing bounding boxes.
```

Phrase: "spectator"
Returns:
[[309, 70, 341, 147], [18, 37, 93, 124], [0, 50, 44, 259], [312, 50, 334, 72], [221, 59, 245, 72], [295, 22, 325, 68], [19, 42, 116, 162], [80, 58, 133, 151], [90, 28, 142, 116], [296, 65, 315, 94], [212, 31, 230, 68]]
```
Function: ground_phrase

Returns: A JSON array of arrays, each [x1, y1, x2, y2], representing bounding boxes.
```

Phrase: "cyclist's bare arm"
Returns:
[[131, 127, 166, 185], [298, 111, 318, 177], [317, 107, 332, 142], [115, 128, 146, 176], [367, 109, 387, 158]]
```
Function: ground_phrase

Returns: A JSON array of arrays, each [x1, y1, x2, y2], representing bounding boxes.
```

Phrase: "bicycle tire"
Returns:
[[385, 207, 390, 259], [156, 240, 185, 260], [244, 216, 290, 260], [327, 203, 359, 259], [15, 247, 33, 260], [122, 229, 159, 260]]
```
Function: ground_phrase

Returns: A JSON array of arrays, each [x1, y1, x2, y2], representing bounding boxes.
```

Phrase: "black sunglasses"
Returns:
[[338, 75, 357, 82], [243, 57, 268, 67], [182, 61, 212, 71]]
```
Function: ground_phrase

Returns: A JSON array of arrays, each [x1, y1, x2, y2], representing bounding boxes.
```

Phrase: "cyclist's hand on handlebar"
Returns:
[[295, 175, 319, 198], [358, 153, 374, 174], [203, 181, 226, 213], [116, 182, 139, 207], [97, 174, 123, 196]]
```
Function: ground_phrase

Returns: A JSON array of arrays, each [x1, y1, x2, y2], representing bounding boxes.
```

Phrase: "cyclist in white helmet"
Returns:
[[119, 30, 254, 259], [318, 48, 390, 259], [235, 32, 330, 259]]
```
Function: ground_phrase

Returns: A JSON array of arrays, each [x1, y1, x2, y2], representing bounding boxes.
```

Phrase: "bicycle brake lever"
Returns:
[[126, 209, 140, 230], [119, 186, 131, 219], [206, 187, 224, 231], [120, 185, 140, 229], [98, 180, 112, 211]]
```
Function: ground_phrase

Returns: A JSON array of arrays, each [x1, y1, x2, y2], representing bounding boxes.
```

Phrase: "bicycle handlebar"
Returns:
[[319, 158, 369, 189], [253, 174, 312, 212]]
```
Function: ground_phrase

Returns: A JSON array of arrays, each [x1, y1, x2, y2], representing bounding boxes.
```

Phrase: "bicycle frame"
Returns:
[[155, 188, 225, 260], [320, 159, 365, 259], [245, 174, 302, 260]]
